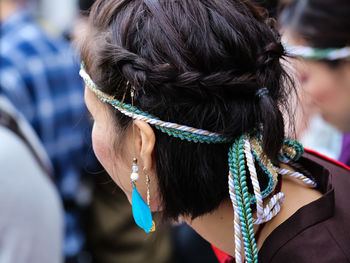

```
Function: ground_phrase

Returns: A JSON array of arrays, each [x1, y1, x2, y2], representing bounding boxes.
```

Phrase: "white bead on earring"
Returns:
[[131, 158, 139, 181]]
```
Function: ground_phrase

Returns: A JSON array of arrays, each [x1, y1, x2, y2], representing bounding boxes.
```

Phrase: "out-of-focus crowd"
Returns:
[[0, 0, 349, 263]]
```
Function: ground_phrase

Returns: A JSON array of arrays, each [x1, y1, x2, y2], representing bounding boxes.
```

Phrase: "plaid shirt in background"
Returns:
[[0, 9, 98, 259]]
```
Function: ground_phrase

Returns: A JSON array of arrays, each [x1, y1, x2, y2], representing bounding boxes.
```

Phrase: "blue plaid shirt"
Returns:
[[0, 9, 98, 258]]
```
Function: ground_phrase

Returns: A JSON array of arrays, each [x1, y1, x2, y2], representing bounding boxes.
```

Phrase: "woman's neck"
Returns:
[[184, 199, 260, 256], [184, 163, 322, 257]]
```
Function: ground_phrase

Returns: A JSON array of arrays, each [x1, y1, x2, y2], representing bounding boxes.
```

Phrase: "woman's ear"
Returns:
[[133, 120, 156, 172]]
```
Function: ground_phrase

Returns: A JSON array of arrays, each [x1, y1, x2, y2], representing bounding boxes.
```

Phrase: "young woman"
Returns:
[[78, 0, 350, 262], [280, 0, 350, 132], [280, 0, 350, 167]]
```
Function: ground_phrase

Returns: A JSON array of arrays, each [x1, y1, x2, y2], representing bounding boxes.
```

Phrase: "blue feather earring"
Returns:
[[129, 85, 155, 233], [130, 158, 155, 233]]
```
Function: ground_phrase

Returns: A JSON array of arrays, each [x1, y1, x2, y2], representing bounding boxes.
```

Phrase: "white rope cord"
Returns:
[[229, 171, 243, 263], [277, 168, 317, 187], [254, 192, 285, 224], [244, 138, 264, 220], [109, 103, 224, 137], [250, 165, 317, 224], [252, 191, 285, 225], [243, 137, 285, 229], [251, 164, 316, 224], [245, 145, 316, 225], [276, 152, 315, 186], [80, 68, 226, 138], [288, 162, 314, 179]]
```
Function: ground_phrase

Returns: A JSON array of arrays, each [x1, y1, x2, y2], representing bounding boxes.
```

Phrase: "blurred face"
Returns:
[[286, 32, 350, 131], [296, 60, 350, 131]]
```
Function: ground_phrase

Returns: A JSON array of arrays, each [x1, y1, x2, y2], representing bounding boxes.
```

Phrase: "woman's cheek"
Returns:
[[91, 122, 111, 170], [91, 122, 131, 196]]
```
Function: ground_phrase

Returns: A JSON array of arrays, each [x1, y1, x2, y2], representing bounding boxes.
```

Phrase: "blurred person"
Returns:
[[79, 1, 350, 263], [279, 0, 350, 165], [0, 94, 63, 263], [274, 0, 343, 161], [0, 0, 99, 261], [280, 0, 350, 132]]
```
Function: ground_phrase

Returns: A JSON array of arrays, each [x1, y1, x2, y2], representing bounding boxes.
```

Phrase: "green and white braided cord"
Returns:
[[284, 44, 350, 61], [80, 66, 232, 144]]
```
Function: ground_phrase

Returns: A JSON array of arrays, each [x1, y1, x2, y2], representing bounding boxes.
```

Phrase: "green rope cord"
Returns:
[[229, 135, 258, 263], [280, 138, 304, 162], [100, 97, 153, 118], [230, 140, 249, 260], [238, 136, 258, 262], [249, 138, 304, 204], [249, 150, 275, 203], [99, 97, 233, 144], [157, 126, 232, 144]]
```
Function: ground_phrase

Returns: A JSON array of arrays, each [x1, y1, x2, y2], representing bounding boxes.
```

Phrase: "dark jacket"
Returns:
[[214, 150, 350, 263], [258, 150, 350, 262]]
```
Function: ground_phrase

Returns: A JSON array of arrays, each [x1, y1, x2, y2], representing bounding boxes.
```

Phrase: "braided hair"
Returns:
[[80, 0, 294, 219]]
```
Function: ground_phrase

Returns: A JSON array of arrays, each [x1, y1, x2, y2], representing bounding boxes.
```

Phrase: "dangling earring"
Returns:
[[129, 84, 155, 233], [145, 168, 156, 232], [130, 158, 154, 233]]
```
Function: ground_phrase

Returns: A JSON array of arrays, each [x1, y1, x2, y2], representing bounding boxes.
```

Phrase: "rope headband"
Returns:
[[284, 44, 350, 61], [80, 64, 232, 144], [80, 63, 270, 144]]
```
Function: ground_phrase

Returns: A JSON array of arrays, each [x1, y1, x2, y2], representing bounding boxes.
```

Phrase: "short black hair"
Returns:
[[81, 0, 294, 220]]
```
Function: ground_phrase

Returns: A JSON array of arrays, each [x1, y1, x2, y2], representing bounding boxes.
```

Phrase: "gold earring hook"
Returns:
[[143, 168, 151, 206], [143, 168, 156, 232], [120, 81, 130, 106]]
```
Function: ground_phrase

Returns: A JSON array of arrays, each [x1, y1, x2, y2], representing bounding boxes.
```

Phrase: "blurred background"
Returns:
[[1, 0, 349, 263]]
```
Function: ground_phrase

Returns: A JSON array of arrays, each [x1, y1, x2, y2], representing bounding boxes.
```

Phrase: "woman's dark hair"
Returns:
[[251, 0, 279, 18], [79, 0, 96, 14], [280, 0, 350, 48], [81, 0, 293, 220]]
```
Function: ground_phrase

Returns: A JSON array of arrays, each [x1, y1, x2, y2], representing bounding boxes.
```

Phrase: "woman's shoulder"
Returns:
[[258, 149, 350, 262]]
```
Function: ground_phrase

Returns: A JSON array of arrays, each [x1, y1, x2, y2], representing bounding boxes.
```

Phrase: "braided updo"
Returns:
[[80, 0, 294, 219]]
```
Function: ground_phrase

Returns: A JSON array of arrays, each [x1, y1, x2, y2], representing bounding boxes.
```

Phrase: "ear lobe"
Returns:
[[133, 120, 156, 171]]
